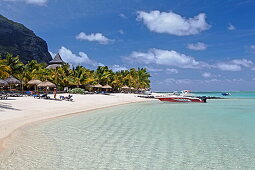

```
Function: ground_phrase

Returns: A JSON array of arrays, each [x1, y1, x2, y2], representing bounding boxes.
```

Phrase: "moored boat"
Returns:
[[155, 90, 207, 103], [156, 96, 206, 103]]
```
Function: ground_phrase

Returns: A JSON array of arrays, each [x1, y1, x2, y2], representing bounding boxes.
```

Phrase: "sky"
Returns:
[[1, 0, 255, 91]]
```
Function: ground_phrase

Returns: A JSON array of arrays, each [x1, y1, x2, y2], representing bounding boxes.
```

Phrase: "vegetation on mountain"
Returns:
[[0, 15, 52, 63]]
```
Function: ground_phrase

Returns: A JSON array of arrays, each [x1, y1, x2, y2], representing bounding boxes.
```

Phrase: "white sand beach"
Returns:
[[0, 93, 153, 145]]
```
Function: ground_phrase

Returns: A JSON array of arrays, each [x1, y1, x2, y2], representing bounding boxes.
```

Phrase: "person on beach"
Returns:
[[53, 88, 57, 99]]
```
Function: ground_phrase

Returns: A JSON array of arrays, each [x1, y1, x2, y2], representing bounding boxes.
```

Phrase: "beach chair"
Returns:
[[0, 94, 8, 100], [60, 94, 73, 101], [40, 94, 50, 99]]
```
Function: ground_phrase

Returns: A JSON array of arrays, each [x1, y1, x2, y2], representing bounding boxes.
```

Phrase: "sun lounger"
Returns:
[[34, 94, 50, 99], [0, 94, 8, 100], [60, 94, 73, 101]]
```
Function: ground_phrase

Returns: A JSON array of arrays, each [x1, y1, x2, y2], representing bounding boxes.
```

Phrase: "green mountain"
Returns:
[[0, 15, 52, 63]]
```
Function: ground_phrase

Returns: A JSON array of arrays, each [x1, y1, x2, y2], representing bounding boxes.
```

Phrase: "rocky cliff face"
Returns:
[[0, 15, 52, 63]]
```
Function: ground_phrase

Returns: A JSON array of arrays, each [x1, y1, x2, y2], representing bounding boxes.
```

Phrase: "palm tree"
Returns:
[[0, 53, 151, 91], [0, 59, 10, 79], [4, 53, 24, 76]]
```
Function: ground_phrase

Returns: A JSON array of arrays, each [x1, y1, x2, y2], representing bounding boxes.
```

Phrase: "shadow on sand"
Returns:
[[0, 102, 21, 111]]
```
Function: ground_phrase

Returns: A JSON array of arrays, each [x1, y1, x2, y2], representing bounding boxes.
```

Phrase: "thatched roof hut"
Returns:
[[46, 53, 65, 69]]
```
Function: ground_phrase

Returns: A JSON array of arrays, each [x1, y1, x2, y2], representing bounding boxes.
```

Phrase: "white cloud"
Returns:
[[118, 29, 124, 34], [49, 51, 55, 59], [76, 32, 113, 44], [215, 59, 253, 71], [110, 65, 128, 72], [166, 68, 178, 74], [56, 46, 103, 67], [216, 63, 242, 71], [202, 72, 212, 78], [253, 78, 255, 81], [187, 42, 207, 51], [125, 48, 206, 69], [232, 59, 253, 67], [4, 0, 47, 6], [146, 67, 163, 72], [137, 10, 210, 36], [250, 45, 255, 50], [228, 24, 236, 30], [119, 13, 127, 19]]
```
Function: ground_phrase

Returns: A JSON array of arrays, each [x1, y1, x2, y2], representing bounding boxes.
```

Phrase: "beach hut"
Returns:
[[27, 79, 42, 91], [46, 53, 66, 69]]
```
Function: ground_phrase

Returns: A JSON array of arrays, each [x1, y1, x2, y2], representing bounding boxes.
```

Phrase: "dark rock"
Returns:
[[0, 15, 52, 63]]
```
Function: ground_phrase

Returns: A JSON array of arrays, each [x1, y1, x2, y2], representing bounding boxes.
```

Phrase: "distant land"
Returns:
[[0, 15, 52, 63]]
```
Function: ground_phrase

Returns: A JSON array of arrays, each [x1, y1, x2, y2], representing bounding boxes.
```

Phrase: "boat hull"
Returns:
[[157, 97, 206, 103]]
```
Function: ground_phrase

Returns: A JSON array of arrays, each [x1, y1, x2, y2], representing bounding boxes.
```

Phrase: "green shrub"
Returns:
[[69, 88, 85, 94]]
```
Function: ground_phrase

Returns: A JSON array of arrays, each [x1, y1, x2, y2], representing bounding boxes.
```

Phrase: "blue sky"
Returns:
[[1, 0, 255, 91]]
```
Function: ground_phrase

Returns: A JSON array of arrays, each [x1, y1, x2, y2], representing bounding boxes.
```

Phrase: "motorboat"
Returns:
[[155, 90, 207, 103], [221, 92, 231, 96]]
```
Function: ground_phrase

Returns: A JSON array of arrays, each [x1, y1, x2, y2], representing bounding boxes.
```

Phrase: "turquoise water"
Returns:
[[193, 91, 255, 99], [1, 96, 255, 169]]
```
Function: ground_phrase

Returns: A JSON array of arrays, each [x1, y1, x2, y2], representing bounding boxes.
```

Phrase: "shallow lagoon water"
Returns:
[[1, 97, 255, 169]]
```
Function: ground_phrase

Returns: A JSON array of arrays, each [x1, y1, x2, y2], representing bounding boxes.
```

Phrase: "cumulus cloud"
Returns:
[[110, 65, 128, 72], [119, 13, 127, 19], [187, 42, 207, 51], [202, 72, 212, 78], [52, 46, 103, 67], [125, 48, 206, 69], [215, 59, 253, 71], [137, 10, 210, 36], [232, 59, 253, 67], [76, 32, 113, 44], [228, 24, 236, 30], [4, 0, 47, 6], [146, 67, 163, 72], [118, 29, 124, 34], [216, 63, 242, 71], [166, 68, 178, 74], [164, 78, 243, 85], [250, 45, 255, 50]]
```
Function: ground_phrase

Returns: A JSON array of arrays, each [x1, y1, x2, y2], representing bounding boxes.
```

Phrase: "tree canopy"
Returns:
[[0, 54, 151, 91]]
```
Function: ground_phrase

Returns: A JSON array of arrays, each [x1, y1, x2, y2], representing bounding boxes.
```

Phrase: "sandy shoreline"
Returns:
[[0, 93, 153, 150]]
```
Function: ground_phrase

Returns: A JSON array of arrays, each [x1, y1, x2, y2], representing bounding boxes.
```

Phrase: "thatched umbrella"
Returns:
[[27, 79, 42, 91], [102, 84, 112, 92], [121, 85, 130, 89], [4, 76, 21, 85], [130, 87, 135, 93], [4, 76, 21, 90], [93, 84, 102, 92], [0, 79, 8, 87], [121, 85, 130, 93], [38, 81, 56, 88], [93, 84, 102, 88], [102, 84, 112, 89]]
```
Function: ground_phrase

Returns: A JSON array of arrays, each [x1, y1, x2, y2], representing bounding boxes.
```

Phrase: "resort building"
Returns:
[[46, 53, 65, 69]]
